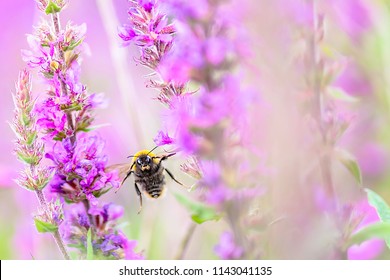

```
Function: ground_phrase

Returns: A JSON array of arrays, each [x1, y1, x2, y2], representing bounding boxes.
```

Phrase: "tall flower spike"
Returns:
[[11, 69, 70, 259], [23, 2, 118, 205], [119, 0, 187, 106], [12, 70, 51, 191], [165, 0, 267, 259], [122, 0, 264, 259], [14, 0, 141, 259]]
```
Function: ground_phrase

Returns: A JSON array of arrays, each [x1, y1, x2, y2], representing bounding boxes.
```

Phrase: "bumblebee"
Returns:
[[114, 148, 185, 213]]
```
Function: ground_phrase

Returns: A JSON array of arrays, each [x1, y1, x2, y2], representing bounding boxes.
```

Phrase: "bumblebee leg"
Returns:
[[165, 168, 187, 188], [121, 170, 134, 185], [153, 152, 176, 163], [163, 152, 176, 160], [115, 170, 134, 194], [135, 183, 143, 214]]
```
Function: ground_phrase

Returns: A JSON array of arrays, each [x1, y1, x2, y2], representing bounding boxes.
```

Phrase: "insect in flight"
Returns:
[[113, 147, 186, 214]]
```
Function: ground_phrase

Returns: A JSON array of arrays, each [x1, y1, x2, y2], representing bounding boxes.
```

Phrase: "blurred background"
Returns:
[[1, 0, 390, 259]]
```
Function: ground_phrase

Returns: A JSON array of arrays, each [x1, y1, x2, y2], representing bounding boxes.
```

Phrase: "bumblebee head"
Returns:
[[136, 155, 153, 171], [131, 149, 158, 172]]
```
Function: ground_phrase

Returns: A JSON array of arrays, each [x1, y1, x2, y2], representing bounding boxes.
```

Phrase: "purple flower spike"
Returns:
[[12, 0, 141, 260], [121, 0, 261, 260], [119, 0, 186, 106]]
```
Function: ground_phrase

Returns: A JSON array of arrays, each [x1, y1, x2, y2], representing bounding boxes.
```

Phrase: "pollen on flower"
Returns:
[[50, 60, 60, 71]]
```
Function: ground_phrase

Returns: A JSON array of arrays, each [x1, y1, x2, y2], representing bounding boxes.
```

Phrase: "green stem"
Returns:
[[309, 0, 336, 205], [82, 199, 95, 228], [51, 12, 76, 144], [174, 223, 196, 260], [35, 189, 70, 260]]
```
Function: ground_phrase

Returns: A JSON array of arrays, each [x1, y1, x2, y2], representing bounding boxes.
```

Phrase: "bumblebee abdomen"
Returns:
[[136, 173, 165, 199], [146, 185, 163, 198]]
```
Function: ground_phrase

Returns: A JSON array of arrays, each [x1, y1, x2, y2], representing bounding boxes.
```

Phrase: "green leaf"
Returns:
[[64, 39, 84, 51], [77, 123, 110, 133], [327, 87, 359, 103], [26, 131, 37, 146], [53, 131, 66, 141], [67, 243, 85, 250], [366, 189, 390, 221], [21, 112, 31, 127], [346, 222, 390, 248], [34, 218, 58, 233], [93, 187, 112, 198], [173, 193, 221, 224], [61, 102, 82, 112], [86, 228, 94, 260], [42, 71, 54, 79], [45, 1, 61, 15], [366, 188, 390, 248], [334, 148, 362, 185], [17, 151, 38, 166]]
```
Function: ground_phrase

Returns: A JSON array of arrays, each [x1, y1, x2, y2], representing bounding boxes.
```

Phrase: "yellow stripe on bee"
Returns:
[[132, 149, 157, 158]]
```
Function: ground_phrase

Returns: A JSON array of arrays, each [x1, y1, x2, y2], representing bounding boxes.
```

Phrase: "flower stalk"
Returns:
[[50, 12, 76, 143], [174, 223, 196, 260], [308, 1, 336, 203], [12, 0, 142, 259], [12, 69, 70, 260], [36, 190, 70, 259]]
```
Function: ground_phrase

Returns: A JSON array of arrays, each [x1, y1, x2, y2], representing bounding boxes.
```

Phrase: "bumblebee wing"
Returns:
[[106, 163, 132, 176], [105, 163, 134, 190]]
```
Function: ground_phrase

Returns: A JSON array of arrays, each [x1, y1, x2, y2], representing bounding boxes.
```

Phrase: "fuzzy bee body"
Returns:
[[133, 161, 165, 199], [115, 149, 185, 213]]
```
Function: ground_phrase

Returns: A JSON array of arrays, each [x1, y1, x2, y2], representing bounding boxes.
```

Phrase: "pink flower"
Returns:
[[153, 130, 175, 146], [46, 134, 120, 204], [214, 231, 243, 259], [357, 143, 387, 178], [329, 0, 372, 42], [334, 62, 372, 97]]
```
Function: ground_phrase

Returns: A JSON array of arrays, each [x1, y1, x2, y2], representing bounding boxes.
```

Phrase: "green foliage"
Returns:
[[86, 228, 94, 260], [347, 222, 390, 248], [26, 131, 37, 146], [64, 39, 84, 51], [147, 220, 164, 260], [327, 87, 359, 103], [45, 1, 61, 15], [173, 193, 221, 224], [335, 148, 363, 185], [0, 218, 13, 259], [34, 218, 58, 233], [21, 112, 31, 126], [17, 151, 38, 166], [366, 188, 390, 248]]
